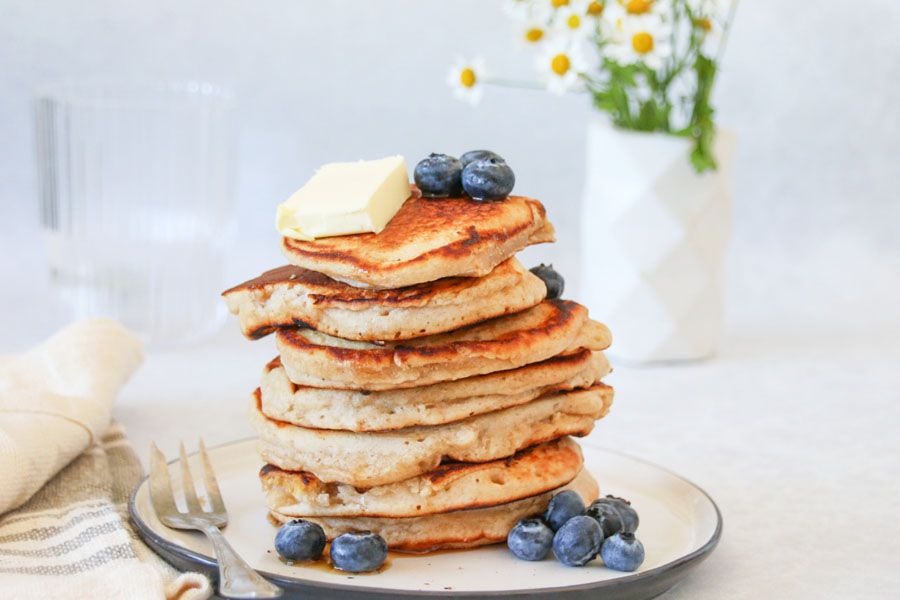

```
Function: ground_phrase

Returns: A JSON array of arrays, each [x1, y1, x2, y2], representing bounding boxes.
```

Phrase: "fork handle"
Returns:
[[201, 524, 283, 598]]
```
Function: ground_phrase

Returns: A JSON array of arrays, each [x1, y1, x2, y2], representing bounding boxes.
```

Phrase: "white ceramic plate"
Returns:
[[130, 439, 721, 599]]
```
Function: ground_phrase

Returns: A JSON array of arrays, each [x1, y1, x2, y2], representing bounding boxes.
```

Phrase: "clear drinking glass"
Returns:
[[34, 81, 235, 346]]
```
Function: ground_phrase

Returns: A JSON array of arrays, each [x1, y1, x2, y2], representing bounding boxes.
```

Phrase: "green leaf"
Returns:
[[690, 141, 717, 173]]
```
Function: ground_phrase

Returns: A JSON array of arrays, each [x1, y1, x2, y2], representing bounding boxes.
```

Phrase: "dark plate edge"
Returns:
[[129, 438, 723, 599]]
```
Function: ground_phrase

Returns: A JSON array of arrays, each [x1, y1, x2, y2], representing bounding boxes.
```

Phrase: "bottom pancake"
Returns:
[[268, 469, 598, 553], [260, 437, 584, 518]]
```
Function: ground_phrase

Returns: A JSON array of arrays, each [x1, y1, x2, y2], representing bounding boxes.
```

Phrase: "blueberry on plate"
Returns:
[[414, 153, 463, 198], [552, 515, 603, 567], [274, 519, 326, 561], [329, 531, 388, 573], [600, 532, 645, 572], [507, 518, 554, 561], [529, 264, 564, 300], [461, 158, 515, 201], [597, 495, 639, 534], [585, 501, 623, 538], [544, 490, 586, 532], [459, 149, 504, 169]]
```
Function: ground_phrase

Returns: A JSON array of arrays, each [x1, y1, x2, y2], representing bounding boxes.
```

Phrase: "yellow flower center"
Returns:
[[625, 0, 652, 15], [459, 68, 477, 88], [631, 31, 654, 54], [567, 14, 582, 29], [587, 2, 604, 16], [551, 53, 571, 76], [551, 0, 569, 8], [695, 17, 712, 32], [525, 27, 545, 42]]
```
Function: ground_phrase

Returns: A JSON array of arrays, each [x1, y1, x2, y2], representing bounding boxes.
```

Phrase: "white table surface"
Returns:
[[2, 242, 899, 599]]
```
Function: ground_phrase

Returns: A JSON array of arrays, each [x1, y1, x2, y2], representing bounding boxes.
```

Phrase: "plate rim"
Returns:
[[129, 437, 722, 598]]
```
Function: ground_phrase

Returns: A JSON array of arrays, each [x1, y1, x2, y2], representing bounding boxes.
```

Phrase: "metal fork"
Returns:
[[149, 440, 282, 599]]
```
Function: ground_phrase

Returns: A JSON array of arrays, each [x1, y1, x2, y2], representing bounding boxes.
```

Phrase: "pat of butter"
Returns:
[[276, 156, 410, 241]]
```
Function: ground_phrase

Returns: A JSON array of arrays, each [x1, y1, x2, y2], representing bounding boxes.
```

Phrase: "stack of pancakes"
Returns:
[[223, 189, 614, 553]]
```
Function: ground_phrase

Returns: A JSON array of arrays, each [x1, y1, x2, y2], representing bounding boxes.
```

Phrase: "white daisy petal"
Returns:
[[517, 20, 551, 47], [535, 37, 592, 95], [555, 6, 590, 35], [694, 14, 722, 57], [447, 56, 486, 106], [603, 13, 671, 70]]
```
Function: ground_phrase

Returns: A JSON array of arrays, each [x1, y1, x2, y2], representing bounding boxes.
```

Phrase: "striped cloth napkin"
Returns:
[[0, 320, 211, 600]]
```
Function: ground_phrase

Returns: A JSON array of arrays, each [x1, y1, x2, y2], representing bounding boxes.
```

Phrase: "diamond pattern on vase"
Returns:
[[611, 190, 686, 272], [647, 242, 714, 319], [579, 118, 736, 362]]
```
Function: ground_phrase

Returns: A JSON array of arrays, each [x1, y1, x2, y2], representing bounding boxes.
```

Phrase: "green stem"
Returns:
[[483, 77, 545, 91]]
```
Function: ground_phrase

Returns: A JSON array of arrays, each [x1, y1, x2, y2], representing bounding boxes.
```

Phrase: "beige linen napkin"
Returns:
[[0, 319, 211, 599], [0, 319, 143, 514]]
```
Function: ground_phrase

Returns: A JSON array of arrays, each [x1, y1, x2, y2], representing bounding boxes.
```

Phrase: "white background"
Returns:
[[1, 1, 899, 599]]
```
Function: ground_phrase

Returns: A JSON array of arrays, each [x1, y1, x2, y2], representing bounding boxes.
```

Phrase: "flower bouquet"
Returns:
[[448, 0, 736, 172]]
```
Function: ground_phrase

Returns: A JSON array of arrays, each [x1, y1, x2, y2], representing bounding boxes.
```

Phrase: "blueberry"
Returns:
[[414, 153, 463, 198], [552, 515, 603, 567], [459, 150, 504, 170], [507, 518, 554, 561], [585, 501, 623, 538], [274, 519, 326, 561], [329, 531, 388, 573], [600, 532, 645, 572], [461, 158, 515, 201], [596, 495, 639, 534], [544, 490, 585, 532], [529, 264, 565, 300]]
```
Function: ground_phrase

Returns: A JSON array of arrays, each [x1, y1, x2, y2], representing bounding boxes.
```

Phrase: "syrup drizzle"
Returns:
[[277, 546, 392, 575]]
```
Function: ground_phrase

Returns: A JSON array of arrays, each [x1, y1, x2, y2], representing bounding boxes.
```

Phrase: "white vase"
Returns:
[[578, 117, 737, 363]]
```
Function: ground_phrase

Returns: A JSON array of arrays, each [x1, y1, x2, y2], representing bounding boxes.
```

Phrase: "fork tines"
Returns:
[[149, 439, 226, 521]]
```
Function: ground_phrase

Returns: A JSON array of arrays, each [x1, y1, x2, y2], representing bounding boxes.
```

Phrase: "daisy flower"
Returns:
[[618, 0, 662, 16], [535, 38, 593, 95], [555, 5, 594, 37], [554, 0, 606, 20], [579, 0, 621, 40], [605, 13, 672, 70], [517, 20, 550, 47], [602, 0, 664, 31], [447, 57, 486, 105], [584, 1, 606, 18], [693, 13, 722, 57]]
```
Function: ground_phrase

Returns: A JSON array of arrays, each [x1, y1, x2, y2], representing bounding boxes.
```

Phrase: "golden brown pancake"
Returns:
[[250, 383, 613, 488], [275, 299, 612, 390], [259, 437, 584, 518], [268, 469, 599, 553], [221, 257, 546, 341], [259, 350, 610, 431], [280, 188, 555, 289]]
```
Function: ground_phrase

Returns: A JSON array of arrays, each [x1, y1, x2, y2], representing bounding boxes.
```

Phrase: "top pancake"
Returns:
[[281, 187, 555, 289]]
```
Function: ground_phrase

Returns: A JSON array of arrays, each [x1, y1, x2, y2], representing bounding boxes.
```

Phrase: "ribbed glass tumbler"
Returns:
[[35, 81, 235, 346]]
